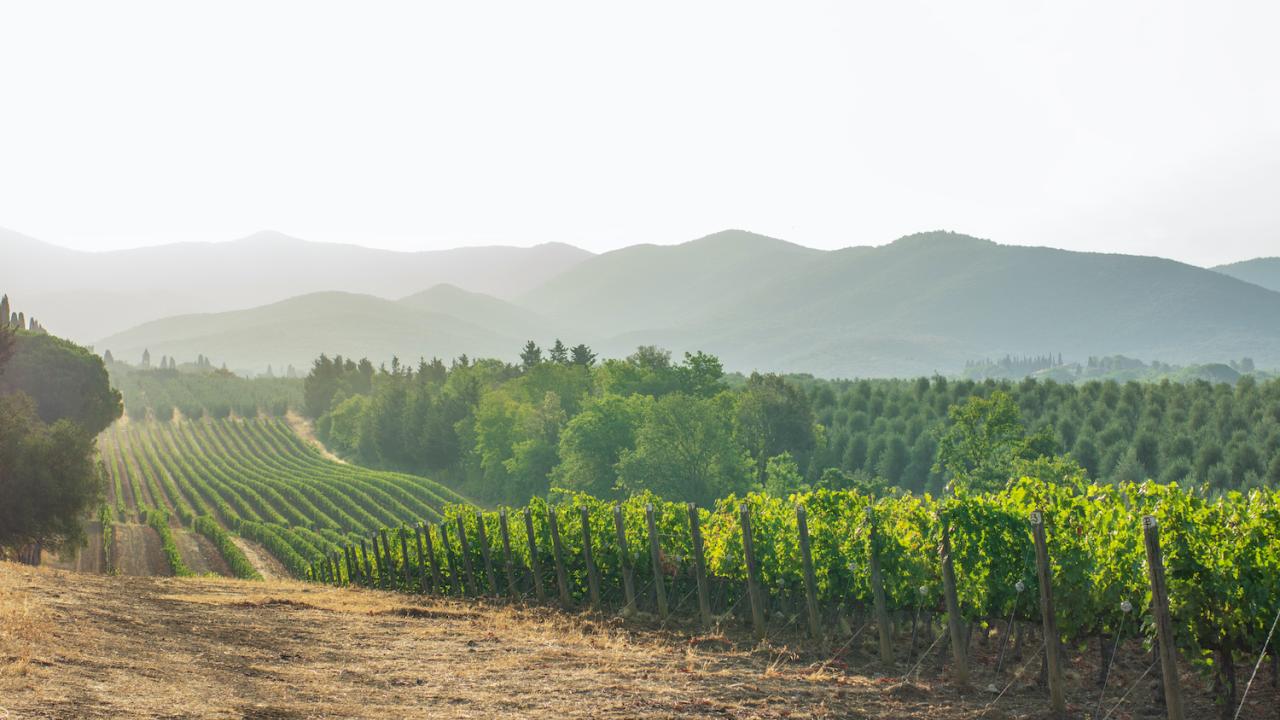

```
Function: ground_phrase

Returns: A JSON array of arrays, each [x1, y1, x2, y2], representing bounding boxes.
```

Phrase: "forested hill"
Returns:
[[0, 227, 591, 342], [93, 230, 1280, 378], [1215, 256, 1280, 293]]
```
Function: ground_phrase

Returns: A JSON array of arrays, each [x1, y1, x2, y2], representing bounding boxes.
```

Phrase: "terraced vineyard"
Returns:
[[96, 417, 469, 578]]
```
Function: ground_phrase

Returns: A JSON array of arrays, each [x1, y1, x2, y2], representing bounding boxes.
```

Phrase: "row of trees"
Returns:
[[306, 343, 1280, 505], [802, 374, 1280, 494], [308, 344, 821, 506], [0, 293, 47, 334]]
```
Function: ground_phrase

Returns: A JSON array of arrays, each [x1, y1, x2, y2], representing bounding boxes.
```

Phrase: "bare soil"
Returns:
[[39, 521, 104, 574], [113, 523, 170, 577], [285, 410, 346, 464], [231, 536, 290, 580], [5, 563, 1270, 720], [174, 529, 234, 577]]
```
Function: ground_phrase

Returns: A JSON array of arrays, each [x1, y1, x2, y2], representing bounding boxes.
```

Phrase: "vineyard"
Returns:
[[309, 480, 1280, 719], [96, 417, 468, 579]]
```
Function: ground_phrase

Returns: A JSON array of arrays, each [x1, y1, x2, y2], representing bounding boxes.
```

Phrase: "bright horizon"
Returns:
[[2, 1, 1278, 266]]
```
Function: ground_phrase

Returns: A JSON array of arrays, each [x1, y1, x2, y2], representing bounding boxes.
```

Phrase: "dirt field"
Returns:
[[1, 563, 1273, 720]]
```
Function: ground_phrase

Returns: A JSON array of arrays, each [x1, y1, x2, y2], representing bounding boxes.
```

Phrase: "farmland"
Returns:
[[84, 417, 466, 580]]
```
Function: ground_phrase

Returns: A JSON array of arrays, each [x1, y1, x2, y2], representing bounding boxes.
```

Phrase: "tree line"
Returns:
[[304, 341, 1280, 506]]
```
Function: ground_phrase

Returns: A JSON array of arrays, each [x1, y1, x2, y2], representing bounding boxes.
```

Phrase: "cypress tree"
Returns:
[[0, 294, 8, 327], [15, 312, 24, 331]]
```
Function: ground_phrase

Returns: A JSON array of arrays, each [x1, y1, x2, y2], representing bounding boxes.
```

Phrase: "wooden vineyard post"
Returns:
[[474, 512, 499, 596], [1144, 515, 1185, 720], [867, 506, 894, 666], [439, 523, 460, 596], [379, 529, 394, 589], [455, 515, 478, 597], [739, 503, 766, 642], [688, 503, 712, 630], [579, 506, 603, 611], [371, 534, 386, 588], [399, 527, 412, 588], [939, 518, 970, 686], [414, 525, 428, 593], [796, 504, 823, 641], [344, 545, 356, 586], [547, 507, 572, 608], [498, 510, 520, 599], [423, 523, 443, 594], [523, 508, 546, 601], [613, 505, 637, 616], [360, 539, 373, 585], [645, 503, 669, 620], [1030, 511, 1066, 718]]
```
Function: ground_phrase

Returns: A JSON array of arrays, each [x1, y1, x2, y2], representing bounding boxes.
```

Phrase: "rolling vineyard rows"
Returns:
[[312, 481, 1280, 717], [98, 417, 468, 580]]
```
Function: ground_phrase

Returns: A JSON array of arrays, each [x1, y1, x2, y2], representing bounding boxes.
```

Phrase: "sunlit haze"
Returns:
[[1, 1, 1277, 265]]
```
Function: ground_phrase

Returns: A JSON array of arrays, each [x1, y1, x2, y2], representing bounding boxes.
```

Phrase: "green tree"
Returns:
[[551, 393, 647, 498], [519, 341, 543, 371], [548, 339, 569, 365], [933, 391, 1041, 493], [570, 343, 597, 367], [0, 394, 100, 554], [733, 372, 817, 484], [616, 392, 750, 505], [0, 294, 8, 328], [0, 333, 121, 434], [763, 452, 807, 496]]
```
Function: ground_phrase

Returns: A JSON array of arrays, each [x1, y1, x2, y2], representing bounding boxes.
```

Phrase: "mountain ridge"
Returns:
[[84, 229, 1280, 378]]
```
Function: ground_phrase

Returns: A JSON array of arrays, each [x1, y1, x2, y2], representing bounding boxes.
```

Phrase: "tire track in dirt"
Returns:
[[114, 523, 171, 577]]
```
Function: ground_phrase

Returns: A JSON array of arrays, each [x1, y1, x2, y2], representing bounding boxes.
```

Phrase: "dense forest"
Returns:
[[303, 343, 1280, 506]]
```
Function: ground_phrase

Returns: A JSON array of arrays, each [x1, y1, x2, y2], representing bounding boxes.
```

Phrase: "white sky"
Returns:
[[1, 1, 1277, 266]]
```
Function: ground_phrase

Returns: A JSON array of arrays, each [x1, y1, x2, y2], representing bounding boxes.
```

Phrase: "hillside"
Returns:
[[519, 229, 824, 334], [0, 227, 592, 342], [91, 230, 1280, 377], [1215, 256, 1280, 292], [95, 291, 522, 372]]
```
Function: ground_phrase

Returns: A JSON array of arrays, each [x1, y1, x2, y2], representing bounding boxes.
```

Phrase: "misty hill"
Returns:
[[397, 284, 564, 341], [1214, 257, 1280, 293], [95, 291, 521, 373], [0, 227, 591, 342], [521, 230, 824, 334], [93, 229, 1280, 378]]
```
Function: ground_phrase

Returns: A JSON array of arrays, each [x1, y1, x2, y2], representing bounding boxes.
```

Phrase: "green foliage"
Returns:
[[0, 393, 101, 552], [103, 417, 468, 578], [106, 359, 300, 420], [141, 506, 192, 577], [616, 392, 751, 506], [0, 331, 122, 434]]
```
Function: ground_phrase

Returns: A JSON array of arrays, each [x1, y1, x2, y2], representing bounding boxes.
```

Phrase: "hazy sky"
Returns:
[[1, 1, 1277, 266]]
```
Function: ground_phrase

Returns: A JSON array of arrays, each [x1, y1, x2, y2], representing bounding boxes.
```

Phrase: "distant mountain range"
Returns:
[[1214, 257, 1280, 293], [7, 226, 1280, 377], [0, 227, 590, 341]]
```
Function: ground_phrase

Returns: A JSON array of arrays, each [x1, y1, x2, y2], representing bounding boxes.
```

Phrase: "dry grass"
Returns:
[[0, 562, 1268, 719], [0, 573, 51, 679]]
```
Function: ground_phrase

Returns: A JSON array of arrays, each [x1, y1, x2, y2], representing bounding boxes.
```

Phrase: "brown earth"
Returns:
[[4, 563, 1270, 720], [231, 536, 290, 580], [285, 410, 346, 464], [39, 521, 104, 574], [174, 529, 234, 577], [113, 523, 170, 577]]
